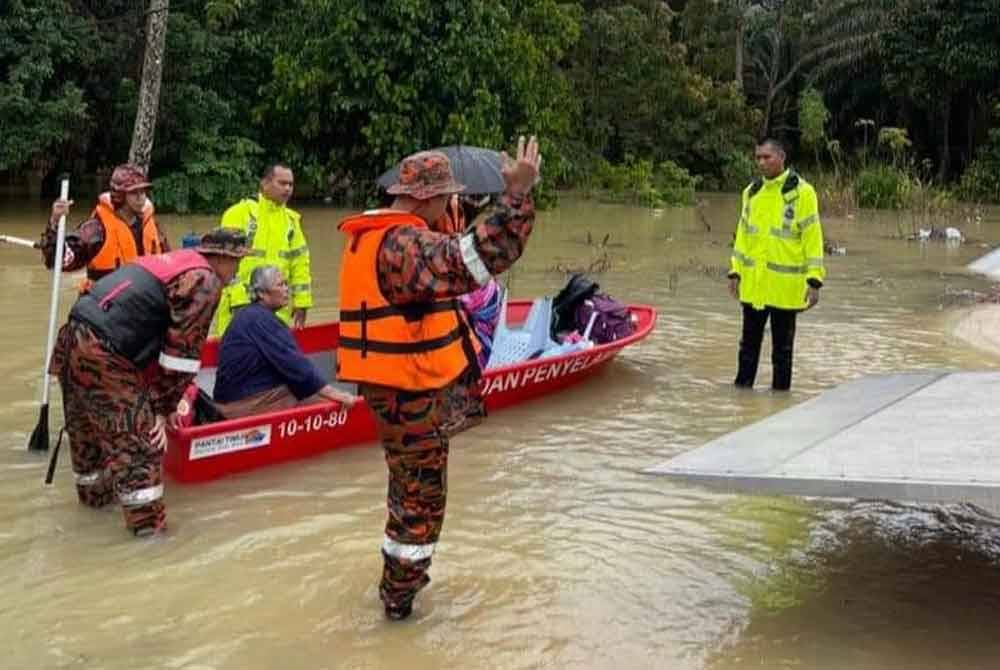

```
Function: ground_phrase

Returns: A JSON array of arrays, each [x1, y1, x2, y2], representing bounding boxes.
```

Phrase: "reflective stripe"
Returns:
[[341, 300, 458, 322], [279, 246, 308, 259], [74, 470, 102, 485], [806, 257, 825, 268], [798, 214, 818, 229], [459, 233, 492, 286], [248, 249, 266, 257], [340, 326, 463, 354], [290, 283, 311, 294], [382, 536, 435, 561], [770, 227, 800, 240], [159, 352, 201, 373], [119, 484, 164, 506], [744, 223, 759, 234], [732, 251, 756, 267], [766, 262, 806, 274]]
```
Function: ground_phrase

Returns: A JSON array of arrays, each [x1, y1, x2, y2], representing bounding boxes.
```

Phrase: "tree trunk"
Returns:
[[762, 92, 774, 137], [937, 93, 951, 183], [128, 0, 170, 174], [735, 16, 745, 91], [966, 96, 976, 170]]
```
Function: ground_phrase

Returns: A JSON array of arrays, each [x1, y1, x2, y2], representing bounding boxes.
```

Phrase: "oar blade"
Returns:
[[28, 404, 50, 452]]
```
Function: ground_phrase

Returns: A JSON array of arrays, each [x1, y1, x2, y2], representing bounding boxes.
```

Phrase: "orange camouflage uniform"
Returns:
[[50, 268, 221, 535], [368, 191, 534, 616]]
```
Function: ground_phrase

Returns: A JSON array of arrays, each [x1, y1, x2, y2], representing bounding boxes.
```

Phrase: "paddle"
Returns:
[[28, 176, 70, 452]]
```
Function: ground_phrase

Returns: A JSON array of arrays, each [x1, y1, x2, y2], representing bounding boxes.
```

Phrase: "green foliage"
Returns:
[[959, 128, 1000, 203], [6, 0, 998, 211], [569, 4, 755, 189], [798, 88, 829, 164], [877, 126, 912, 167], [701, 149, 756, 192], [257, 0, 580, 189], [855, 164, 911, 209], [0, 0, 96, 170], [152, 132, 263, 213], [590, 156, 698, 207]]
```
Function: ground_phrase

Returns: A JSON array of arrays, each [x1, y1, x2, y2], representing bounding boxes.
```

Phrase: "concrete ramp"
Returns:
[[968, 247, 1000, 280], [648, 372, 1000, 514]]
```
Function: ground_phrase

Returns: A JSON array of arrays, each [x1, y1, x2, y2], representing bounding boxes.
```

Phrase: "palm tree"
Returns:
[[743, 0, 888, 135]]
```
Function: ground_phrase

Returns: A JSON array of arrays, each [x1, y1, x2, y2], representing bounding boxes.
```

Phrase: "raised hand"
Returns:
[[501, 135, 542, 197], [50, 199, 74, 226]]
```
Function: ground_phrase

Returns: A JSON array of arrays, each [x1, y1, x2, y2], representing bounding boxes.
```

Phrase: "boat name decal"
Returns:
[[480, 349, 617, 397], [190, 424, 272, 460]]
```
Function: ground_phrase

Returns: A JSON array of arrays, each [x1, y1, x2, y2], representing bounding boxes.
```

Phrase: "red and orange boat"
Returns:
[[164, 300, 656, 483]]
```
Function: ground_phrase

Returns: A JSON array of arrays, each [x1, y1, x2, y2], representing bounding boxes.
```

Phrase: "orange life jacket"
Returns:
[[336, 209, 479, 391], [89, 192, 162, 279]]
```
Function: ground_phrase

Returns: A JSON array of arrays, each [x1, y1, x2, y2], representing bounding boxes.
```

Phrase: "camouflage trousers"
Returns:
[[362, 381, 453, 613], [51, 320, 167, 536]]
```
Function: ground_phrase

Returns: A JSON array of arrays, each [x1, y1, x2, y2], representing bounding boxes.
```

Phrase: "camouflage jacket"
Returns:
[[372, 192, 535, 432]]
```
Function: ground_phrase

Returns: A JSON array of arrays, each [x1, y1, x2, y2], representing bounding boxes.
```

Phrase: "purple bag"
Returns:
[[574, 293, 634, 344]]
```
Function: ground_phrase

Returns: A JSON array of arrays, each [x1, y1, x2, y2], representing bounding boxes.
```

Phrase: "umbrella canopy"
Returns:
[[378, 145, 505, 195]]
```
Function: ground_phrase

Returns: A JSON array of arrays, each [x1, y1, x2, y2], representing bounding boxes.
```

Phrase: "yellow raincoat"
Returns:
[[212, 195, 313, 335], [729, 170, 825, 310]]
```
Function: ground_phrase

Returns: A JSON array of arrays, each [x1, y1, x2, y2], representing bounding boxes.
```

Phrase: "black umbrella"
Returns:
[[377, 145, 505, 195]]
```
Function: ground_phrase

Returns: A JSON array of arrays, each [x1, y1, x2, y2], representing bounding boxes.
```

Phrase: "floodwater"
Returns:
[[1, 193, 1000, 669]]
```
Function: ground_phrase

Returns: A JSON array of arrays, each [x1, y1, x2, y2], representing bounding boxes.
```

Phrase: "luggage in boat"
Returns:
[[574, 294, 635, 344], [552, 273, 635, 344]]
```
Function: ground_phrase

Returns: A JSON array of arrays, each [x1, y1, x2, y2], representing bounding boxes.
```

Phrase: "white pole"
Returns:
[[0, 234, 38, 248], [39, 178, 70, 407]]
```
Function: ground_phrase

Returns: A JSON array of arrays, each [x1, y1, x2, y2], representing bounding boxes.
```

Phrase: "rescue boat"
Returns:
[[164, 300, 656, 483]]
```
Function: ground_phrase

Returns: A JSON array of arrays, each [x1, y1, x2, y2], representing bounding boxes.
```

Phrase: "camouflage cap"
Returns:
[[386, 151, 466, 200], [195, 228, 250, 258], [109, 163, 152, 193]]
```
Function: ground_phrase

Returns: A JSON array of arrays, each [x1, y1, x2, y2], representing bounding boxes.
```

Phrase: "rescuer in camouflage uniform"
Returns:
[[50, 229, 248, 536], [337, 137, 542, 620]]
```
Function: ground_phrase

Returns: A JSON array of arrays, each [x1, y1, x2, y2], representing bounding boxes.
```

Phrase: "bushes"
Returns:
[[958, 129, 1000, 203], [590, 157, 698, 207], [715, 150, 756, 192], [855, 164, 911, 209], [152, 132, 262, 214]]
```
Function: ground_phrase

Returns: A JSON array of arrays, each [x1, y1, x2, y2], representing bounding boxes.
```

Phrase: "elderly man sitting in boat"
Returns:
[[212, 265, 356, 419]]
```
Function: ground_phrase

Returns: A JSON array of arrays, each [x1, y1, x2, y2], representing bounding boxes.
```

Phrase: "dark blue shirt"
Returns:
[[213, 302, 326, 403]]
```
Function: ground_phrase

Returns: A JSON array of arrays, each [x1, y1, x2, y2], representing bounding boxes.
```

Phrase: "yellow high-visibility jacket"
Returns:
[[212, 195, 313, 335], [729, 169, 825, 310]]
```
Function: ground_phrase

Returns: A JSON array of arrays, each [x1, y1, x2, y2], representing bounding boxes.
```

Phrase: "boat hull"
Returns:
[[164, 301, 656, 483]]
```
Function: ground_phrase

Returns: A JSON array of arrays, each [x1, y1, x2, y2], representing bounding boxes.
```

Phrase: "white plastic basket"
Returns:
[[485, 294, 559, 369]]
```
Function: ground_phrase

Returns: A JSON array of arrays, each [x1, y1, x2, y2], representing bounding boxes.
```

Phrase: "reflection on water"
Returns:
[[1, 194, 1000, 669]]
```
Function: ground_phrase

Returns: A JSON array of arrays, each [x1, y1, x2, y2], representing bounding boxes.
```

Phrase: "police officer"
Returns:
[[727, 138, 825, 390], [213, 164, 313, 335]]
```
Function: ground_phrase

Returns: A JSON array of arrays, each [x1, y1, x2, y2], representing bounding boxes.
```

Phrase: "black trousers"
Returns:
[[735, 303, 798, 391]]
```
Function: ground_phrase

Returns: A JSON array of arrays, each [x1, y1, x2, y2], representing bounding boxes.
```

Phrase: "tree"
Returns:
[[744, 0, 888, 136], [258, 0, 580, 189], [0, 0, 93, 172], [798, 87, 829, 164], [128, 0, 170, 173], [570, 4, 755, 179], [883, 0, 1000, 179]]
